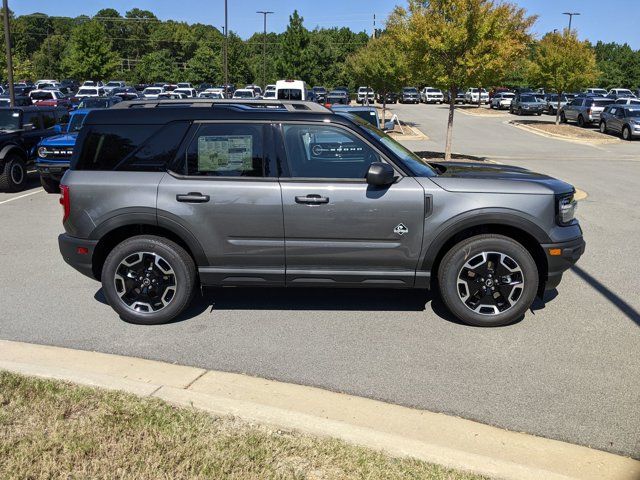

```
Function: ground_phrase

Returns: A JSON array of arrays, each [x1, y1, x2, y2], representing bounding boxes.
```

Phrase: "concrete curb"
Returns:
[[508, 120, 621, 145], [1, 339, 638, 480]]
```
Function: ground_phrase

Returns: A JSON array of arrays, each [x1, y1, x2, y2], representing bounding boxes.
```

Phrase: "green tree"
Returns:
[[389, 0, 535, 160], [276, 10, 313, 81], [123, 8, 158, 60], [132, 49, 179, 83], [527, 30, 598, 124], [186, 45, 221, 85], [62, 21, 120, 81], [592, 41, 640, 89], [347, 35, 409, 124], [32, 35, 67, 79]]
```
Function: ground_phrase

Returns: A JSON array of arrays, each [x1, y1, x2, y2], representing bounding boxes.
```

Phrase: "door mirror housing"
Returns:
[[366, 162, 395, 186]]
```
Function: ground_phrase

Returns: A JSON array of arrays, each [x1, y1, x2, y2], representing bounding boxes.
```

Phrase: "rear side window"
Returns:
[[182, 123, 264, 177], [76, 125, 159, 170]]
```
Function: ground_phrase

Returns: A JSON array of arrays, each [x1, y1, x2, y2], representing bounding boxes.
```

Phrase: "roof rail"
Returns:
[[111, 98, 331, 113]]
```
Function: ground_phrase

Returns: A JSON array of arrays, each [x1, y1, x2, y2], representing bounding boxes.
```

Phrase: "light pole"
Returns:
[[2, 0, 14, 107], [563, 12, 580, 32], [223, 0, 228, 92], [256, 10, 273, 88]]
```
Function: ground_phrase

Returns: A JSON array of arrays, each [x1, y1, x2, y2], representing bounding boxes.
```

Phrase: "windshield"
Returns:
[[337, 110, 378, 127], [626, 109, 640, 117], [106, 82, 120, 87], [68, 113, 87, 132], [235, 90, 255, 98], [77, 88, 97, 95], [31, 91, 54, 100], [520, 95, 537, 102], [352, 117, 436, 177], [79, 98, 110, 108], [0, 109, 21, 130], [427, 89, 441, 93], [403, 88, 418, 93], [144, 88, 161, 94]]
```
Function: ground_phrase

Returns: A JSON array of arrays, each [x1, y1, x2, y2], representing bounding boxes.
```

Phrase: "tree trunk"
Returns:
[[477, 86, 482, 108], [555, 91, 562, 125], [445, 88, 456, 161], [382, 91, 386, 130]]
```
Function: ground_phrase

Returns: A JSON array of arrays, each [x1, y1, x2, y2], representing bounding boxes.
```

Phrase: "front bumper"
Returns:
[[36, 159, 71, 179], [58, 233, 99, 279], [542, 236, 586, 291]]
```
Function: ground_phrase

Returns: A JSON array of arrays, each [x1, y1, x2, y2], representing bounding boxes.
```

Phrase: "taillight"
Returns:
[[60, 184, 70, 222]]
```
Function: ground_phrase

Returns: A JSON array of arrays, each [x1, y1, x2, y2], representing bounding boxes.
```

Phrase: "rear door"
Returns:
[[277, 122, 425, 287], [157, 121, 285, 286]]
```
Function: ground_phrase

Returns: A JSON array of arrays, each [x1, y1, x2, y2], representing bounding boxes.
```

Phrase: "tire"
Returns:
[[560, 112, 567, 123], [40, 175, 60, 194], [0, 155, 27, 192], [577, 115, 585, 128], [101, 235, 197, 325], [437, 234, 539, 327], [489, 103, 494, 109], [599, 121, 607, 134], [517, 108, 523, 115], [622, 126, 632, 140]]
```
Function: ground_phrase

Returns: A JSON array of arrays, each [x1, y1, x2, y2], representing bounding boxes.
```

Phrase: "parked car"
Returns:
[[141, 87, 164, 99], [104, 81, 127, 94], [78, 96, 123, 109], [276, 80, 312, 101], [400, 87, 420, 104], [444, 90, 466, 104], [543, 94, 570, 115], [599, 104, 640, 140], [509, 93, 546, 115], [614, 97, 640, 105], [356, 86, 375, 104], [325, 90, 349, 105], [75, 86, 105, 99], [199, 91, 225, 99], [330, 105, 380, 128], [13, 85, 34, 96], [607, 88, 637, 100], [0, 105, 67, 191], [36, 108, 92, 193], [173, 88, 197, 98], [489, 92, 515, 110], [0, 95, 32, 106], [81, 80, 103, 88], [584, 87, 608, 97], [111, 87, 140, 101], [60, 79, 79, 93], [464, 88, 489, 104], [177, 82, 192, 89], [561, 96, 615, 127], [375, 91, 398, 104], [245, 84, 263, 98], [232, 88, 256, 99], [312, 86, 327, 103], [158, 92, 189, 99], [420, 87, 444, 104], [57, 98, 584, 328], [35, 79, 60, 89], [28, 89, 71, 109]]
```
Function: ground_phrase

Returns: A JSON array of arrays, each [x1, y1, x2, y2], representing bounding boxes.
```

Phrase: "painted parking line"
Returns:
[[0, 189, 44, 205]]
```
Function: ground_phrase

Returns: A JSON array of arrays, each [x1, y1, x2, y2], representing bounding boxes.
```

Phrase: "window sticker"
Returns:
[[197, 135, 253, 172]]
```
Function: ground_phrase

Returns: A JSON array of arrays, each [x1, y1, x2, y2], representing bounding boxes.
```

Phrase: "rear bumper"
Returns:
[[542, 236, 586, 291], [58, 233, 98, 279]]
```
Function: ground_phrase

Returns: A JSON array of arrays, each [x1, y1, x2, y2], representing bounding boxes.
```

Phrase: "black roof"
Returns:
[[84, 100, 347, 126]]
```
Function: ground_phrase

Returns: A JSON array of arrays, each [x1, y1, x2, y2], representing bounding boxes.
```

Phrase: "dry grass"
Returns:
[[456, 106, 508, 116], [0, 371, 488, 480], [511, 120, 618, 142]]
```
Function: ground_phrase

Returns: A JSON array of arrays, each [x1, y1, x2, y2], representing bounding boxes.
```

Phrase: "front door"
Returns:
[[277, 122, 425, 287], [158, 122, 285, 286]]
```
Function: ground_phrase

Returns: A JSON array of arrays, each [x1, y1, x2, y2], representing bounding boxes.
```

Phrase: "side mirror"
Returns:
[[366, 162, 395, 186]]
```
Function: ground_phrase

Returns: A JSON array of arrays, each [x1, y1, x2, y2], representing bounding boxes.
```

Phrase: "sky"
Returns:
[[11, 0, 640, 49]]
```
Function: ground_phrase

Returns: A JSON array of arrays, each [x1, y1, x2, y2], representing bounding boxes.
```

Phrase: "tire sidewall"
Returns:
[[438, 236, 539, 327], [2, 156, 27, 191], [101, 236, 196, 325]]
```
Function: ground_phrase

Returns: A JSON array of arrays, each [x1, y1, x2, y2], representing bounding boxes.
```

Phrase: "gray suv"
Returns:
[[561, 97, 614, 127], [58, 99, 585, 327]]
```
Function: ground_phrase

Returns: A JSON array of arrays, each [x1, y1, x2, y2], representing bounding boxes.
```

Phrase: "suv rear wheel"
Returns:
[[437, 234, 539, 327], [0, 155, 27, 192], [101, 235, 196, 325], [622, 126, 632, 141], [577, 115, 586, 127], [599, 121, 607, 134]]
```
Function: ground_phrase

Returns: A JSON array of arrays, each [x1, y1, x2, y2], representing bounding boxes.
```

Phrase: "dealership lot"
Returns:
[[1, 104, 639, 459]]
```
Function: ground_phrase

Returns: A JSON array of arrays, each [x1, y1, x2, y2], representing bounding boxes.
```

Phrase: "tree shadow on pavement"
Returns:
[[571, 265, 640, 328]]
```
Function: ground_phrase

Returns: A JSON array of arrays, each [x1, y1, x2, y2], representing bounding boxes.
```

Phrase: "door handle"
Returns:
[[295, 194, 329, 205], [176, 192, 210, 203]]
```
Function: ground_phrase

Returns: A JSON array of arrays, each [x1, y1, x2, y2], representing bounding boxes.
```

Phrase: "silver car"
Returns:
[[599, 104, 640, 140], [561, 97, 615, 127], [544, 94, 570, 115], [489, 92, 515, 110]]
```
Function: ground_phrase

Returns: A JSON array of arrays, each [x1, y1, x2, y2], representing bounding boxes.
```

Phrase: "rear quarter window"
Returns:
[[74, 122, 189, 171]]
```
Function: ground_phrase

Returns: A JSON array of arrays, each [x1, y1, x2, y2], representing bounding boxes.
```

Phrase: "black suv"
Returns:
[[0, 106, 68, 191], [58, 99, 584, 327]]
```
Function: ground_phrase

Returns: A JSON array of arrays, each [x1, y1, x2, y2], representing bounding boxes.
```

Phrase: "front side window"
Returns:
[[23, 112, 43, 129], [282, 124, 382, 179], [185, 123, 264, 177]]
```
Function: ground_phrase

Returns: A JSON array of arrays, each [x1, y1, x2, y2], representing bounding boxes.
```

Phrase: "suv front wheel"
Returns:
[[0, 155, 27, 192], [437, 234, 539, 327], [101, 235, 196, 325]]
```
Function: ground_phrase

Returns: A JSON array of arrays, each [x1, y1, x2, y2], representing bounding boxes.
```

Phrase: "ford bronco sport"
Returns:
[[58, 99, 585, 327]]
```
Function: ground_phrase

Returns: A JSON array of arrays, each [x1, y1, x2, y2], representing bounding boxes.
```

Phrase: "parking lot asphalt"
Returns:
[[1, 106, 639, 459]]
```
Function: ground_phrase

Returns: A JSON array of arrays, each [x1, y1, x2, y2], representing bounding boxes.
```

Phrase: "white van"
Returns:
[[275, 80, 311, 101]]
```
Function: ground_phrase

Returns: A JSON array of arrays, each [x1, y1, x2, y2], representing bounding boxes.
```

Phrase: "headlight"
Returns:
[[557, 193, 577, 225], [38, 147, 48, 158]]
